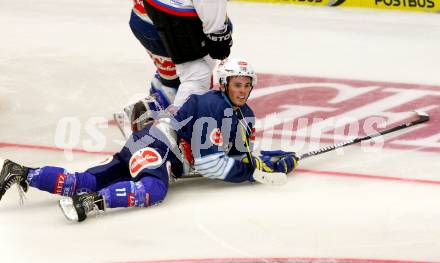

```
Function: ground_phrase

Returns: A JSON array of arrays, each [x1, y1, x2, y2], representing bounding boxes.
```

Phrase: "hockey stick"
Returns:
[[179, 111, 429, 180], [113, 112, 132, 139], [297, 110, 429, 160], [236, 109, 287, 185]]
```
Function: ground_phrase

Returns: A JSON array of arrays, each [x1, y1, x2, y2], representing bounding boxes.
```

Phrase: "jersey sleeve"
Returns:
[[193, 0, 228, 34], [173, 92, 256, 183], [194, 153, 254, 183], [191, 108, 256, 183]]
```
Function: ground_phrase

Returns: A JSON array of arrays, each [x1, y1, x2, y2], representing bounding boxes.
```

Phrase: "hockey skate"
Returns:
[[0, 158, 29, 202], [59, 192, 105, 222]]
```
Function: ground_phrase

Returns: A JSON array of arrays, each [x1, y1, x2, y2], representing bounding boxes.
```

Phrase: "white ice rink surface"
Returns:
[[1, 1, 440, 263]]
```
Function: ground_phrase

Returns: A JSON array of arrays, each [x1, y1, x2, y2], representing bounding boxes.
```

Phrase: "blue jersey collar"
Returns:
[[221, 92, 233, 107]]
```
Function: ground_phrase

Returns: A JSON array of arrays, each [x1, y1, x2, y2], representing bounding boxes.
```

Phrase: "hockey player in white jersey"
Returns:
[[143, 0, 232, 105], [117, 0, 233, 137], [118, 0, 181, 136]]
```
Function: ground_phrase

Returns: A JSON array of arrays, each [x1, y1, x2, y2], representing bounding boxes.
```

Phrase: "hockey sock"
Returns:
[[27, 166, 97, 196], [98, 176, 167, 208]]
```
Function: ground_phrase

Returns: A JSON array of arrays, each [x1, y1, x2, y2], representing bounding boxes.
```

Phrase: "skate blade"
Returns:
[[58, 197, 79, 222], [113, 112, 132, 139], [253, 169, 287, 186]]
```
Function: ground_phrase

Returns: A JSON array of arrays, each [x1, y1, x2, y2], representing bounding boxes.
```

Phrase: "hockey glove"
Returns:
[[275, 155, 298, 174], [205, 18, 233, 60], [242, 155, 275, 173], [260, 150, 294, 161], [260, 150, 298, 174]]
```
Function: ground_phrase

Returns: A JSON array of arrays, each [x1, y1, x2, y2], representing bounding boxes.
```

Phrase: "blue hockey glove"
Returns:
[[275, 155, 298, 174], [205, 18, 233, 60], [260, 150, 298, 174], [242, 155, 275, 173], [260, 150, 294, 161]]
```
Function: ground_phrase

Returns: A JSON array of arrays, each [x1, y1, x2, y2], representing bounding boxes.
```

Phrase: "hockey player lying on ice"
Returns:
[[0, 58, 298, 222]]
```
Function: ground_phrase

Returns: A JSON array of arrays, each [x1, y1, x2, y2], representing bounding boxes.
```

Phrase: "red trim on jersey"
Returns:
[[145, 0, 198, 17], [54, 173, 66, 195], [134, 4, 147, 15], [179, 139, 194, 165]]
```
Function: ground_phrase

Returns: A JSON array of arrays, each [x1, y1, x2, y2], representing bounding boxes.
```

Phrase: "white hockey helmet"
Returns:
[[217, 58, 257, 87]]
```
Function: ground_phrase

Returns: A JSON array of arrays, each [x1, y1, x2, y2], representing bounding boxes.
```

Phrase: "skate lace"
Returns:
[[91, 202, 104, 218], [83, 197, 104, 218], [1, 176, 27, 205], [83, 197, 95, 212]]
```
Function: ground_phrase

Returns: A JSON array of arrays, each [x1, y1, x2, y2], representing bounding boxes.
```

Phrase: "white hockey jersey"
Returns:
[[141, 0, 228, 33]]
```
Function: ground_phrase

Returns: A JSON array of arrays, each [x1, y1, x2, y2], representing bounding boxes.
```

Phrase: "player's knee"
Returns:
[[176, 59, 213, 88], [99, 176, 167, 208], [138, 176, 167, 206]]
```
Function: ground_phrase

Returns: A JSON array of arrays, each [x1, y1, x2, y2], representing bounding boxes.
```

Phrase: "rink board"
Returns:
[[234, 0, 440, 12]]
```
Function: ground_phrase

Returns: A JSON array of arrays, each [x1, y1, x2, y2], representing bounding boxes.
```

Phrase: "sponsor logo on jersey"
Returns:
[[250, 127, 256, 142], [54, 173, 66, 195], [171, 0, 184, 6], [251, 74, 440, 153], [128, 193, 136, 207], [129, 147, 163, 178], [147, 51, 177, 80], [210, 128, 224, 146]]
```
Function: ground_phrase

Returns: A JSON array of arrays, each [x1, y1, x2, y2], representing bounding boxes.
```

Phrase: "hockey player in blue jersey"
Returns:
[[0, 58, 297, 222]]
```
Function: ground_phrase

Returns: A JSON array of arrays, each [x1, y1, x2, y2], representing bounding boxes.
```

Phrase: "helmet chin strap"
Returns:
[[222, 83, 236, 108], [223, 83, 239, 109]]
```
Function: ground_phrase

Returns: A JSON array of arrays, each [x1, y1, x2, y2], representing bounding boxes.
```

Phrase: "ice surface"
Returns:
[[1, 1, 440, 262]]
